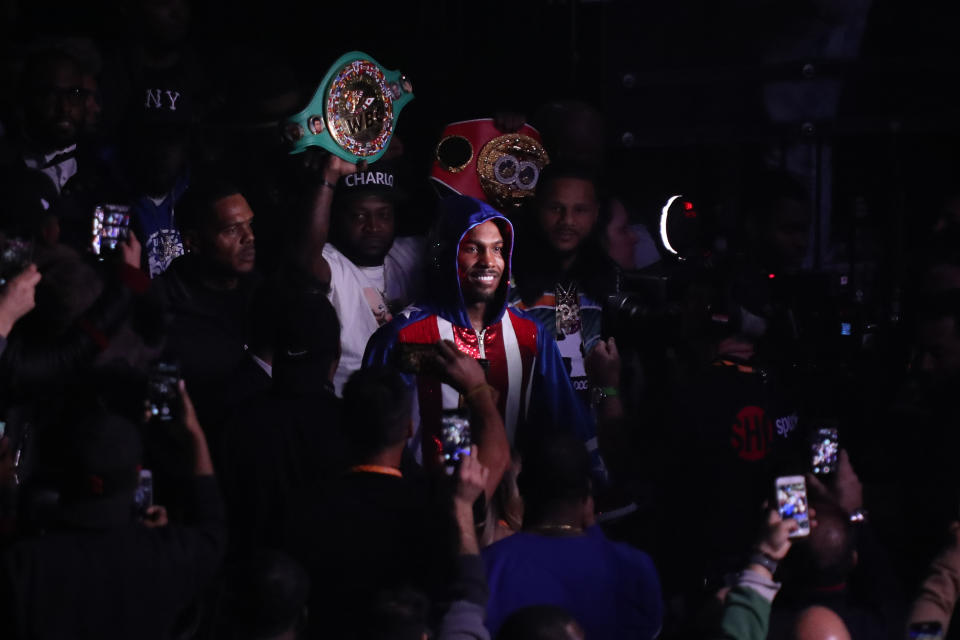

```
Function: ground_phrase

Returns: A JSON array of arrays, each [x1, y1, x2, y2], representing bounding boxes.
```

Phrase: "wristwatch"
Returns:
[[748, 552, 779, 575], [590, 386, 619, 406]]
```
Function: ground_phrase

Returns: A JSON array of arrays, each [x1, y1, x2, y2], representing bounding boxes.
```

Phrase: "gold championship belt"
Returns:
[[284, 51, 413, 163], [431, 118, 549, 211]]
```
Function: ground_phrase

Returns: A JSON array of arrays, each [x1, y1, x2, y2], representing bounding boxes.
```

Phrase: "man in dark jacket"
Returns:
[[285, 364, 464, 639], [217, 279, 344, 551], [0, 233, 154, 404], [0, 384, 225, 640], [0, 48, 89, 243], [153, 176, 259, 422], [0, 45, 127, 254]]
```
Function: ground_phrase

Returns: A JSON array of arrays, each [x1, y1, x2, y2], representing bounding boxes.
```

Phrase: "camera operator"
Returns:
[[738, 170, 811, 278], [726, 169, 856, 387]]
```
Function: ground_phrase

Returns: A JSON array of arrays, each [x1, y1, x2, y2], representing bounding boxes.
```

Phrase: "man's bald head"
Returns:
[[786, 500, 856, 589], [791, 605, 851, 640], [806, 502, 857, 585]]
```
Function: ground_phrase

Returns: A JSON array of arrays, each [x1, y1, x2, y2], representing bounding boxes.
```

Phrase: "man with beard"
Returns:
[[0, 48, 96, 244], [510, 165, 619, 406], [364, 195, 592, 492]]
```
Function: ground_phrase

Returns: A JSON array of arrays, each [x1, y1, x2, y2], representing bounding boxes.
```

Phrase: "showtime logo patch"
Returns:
[[731, 405, 773, 462]]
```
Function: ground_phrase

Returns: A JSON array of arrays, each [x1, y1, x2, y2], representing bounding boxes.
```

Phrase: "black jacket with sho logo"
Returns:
[[659, 358, 803, 590]]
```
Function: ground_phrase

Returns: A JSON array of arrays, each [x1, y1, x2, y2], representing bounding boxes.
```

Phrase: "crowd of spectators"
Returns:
[[3, 3, 960, 640]]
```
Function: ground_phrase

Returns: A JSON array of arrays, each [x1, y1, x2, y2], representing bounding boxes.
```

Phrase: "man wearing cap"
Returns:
[[300, 155, 425, 396]]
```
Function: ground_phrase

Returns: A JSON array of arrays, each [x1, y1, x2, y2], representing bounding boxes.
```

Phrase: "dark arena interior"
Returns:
[[2, 1, 960, 639]]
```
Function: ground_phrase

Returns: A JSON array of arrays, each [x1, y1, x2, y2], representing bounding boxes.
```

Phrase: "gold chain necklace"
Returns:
[[555, 281, 582, 337], [527, 523, 584, 536]]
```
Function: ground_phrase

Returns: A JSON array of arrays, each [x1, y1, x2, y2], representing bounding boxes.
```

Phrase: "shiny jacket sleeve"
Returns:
[[362, 316, 402, 370], [527, 328, 595, 444]]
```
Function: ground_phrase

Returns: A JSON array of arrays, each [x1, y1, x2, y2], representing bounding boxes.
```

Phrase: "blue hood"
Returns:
[[429, 195, 514, 329]]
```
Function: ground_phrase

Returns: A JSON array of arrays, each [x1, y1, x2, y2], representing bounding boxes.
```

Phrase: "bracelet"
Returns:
[[320, 178, 337, 191], [590, 386, 619, 406], [849, 508, 868, 524], [748, 552, 779, 574], [465, 384, 494, 400]]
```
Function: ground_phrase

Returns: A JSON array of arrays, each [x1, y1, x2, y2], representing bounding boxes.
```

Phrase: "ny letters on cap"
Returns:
[[285, 51, 414, 163], [431, 119, 549, 211]]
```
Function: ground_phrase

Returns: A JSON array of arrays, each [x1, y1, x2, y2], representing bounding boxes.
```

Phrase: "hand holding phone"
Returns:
[[454, 444, 488, 505], [776, 475, 811, 537], [0, 236, 34, 288], [394, 342, 442, 375], [146, 362, 180, 422], [434, 340, 488, 393], [811, 427, 839, 475], [0, 263, 40, 337], [440, 409, 472, 474], [754, 509, 799, 567], [806, 449, 864, 517], [133, 468, 153, 517], [91, 204, 131, 259]]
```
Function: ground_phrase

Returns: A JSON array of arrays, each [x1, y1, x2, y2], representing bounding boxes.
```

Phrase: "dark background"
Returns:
[[4, 0, 960, 262]]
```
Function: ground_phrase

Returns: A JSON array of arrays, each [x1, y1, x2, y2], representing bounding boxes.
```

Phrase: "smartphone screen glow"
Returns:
[[777, 477, 810, 537]]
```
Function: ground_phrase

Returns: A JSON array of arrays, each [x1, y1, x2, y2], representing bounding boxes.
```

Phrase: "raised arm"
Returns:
[[713, 511, 799, 640], [0, 263, 41, 342], [297, 151, 365, 287]]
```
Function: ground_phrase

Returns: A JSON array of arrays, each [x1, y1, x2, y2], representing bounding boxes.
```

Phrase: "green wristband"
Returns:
[[590, 386, 619, 405]]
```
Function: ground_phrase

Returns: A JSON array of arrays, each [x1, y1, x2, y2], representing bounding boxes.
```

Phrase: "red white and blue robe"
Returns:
[[362, 196, 595, 468]]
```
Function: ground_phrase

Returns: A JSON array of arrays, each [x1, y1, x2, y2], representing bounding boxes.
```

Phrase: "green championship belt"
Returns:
[[284, 51, 414, 163]]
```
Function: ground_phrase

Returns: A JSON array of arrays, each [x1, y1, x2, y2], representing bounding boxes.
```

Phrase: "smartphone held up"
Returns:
[[440, 409, 471, 474], [776, 475, 811, 537], [91, 204, 131, 259], [395, 342, 442, 375], [0, 236, 34, 288], [133, 468, 153, 517], [810, 426, 839, 475], [146, 362, 180, 423]]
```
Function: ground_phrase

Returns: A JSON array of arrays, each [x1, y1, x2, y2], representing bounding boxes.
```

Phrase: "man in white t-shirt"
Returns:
[[302, 159, 424, 395]]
